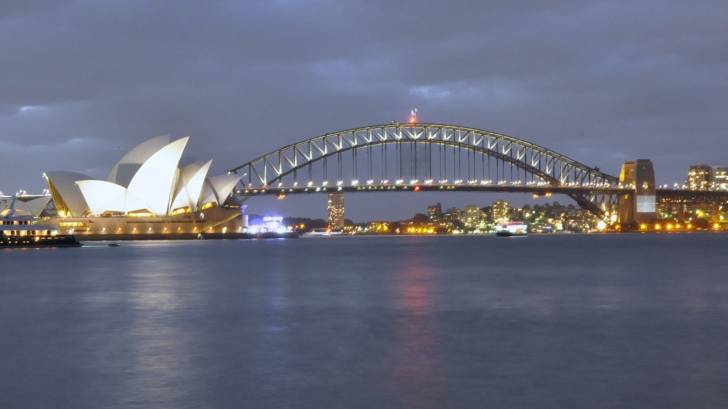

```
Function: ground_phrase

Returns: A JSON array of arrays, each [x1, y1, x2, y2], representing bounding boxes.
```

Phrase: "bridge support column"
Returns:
[[618, 159, 656, 228]]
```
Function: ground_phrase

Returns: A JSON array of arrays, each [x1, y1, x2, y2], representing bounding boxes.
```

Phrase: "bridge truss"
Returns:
[[229, 123, 625, 218]]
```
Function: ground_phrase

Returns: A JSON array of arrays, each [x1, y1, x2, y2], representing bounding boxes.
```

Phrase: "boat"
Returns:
[[495, 221, 528, 237], [1, 215, 81, 248], [301, 228, 344, 238]]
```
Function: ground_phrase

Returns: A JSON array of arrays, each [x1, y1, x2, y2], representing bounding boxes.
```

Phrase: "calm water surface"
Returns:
[[2, 234, 728, 408]]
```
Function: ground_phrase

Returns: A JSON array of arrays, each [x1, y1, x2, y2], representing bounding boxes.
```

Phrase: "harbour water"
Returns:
[[2, 234, 728, 408]]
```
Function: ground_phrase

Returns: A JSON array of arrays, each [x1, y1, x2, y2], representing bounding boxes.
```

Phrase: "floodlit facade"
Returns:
[[46, 135, 240, 217], [171, 160, 213, 211], [44, 171, 91, 217], [715, 167, 728, 191], [491, 200, 510, 223], [43, 135, 243, 238], [107, 135, 172, 187], [687, 165, 713, 190]]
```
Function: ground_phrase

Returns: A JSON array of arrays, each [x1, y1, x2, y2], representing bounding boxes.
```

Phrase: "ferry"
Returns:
[[1, 216, 81, 248], [301, 228, 344, 238], [495, 221, 528, 237]]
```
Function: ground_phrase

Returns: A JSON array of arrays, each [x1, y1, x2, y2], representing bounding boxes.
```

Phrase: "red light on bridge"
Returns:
[[408, 108, 418, 124], [414, 185, 421, 192]]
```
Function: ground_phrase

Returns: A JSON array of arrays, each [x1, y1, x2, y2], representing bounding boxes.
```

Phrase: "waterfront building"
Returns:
[[366, 221, 391, 234], [327, 192, 345, 230], [441, 207, 463, 229], [714, 167, 728, 190], [401, 221, 438, 235], [42, 135, 242, 238], [462, 205, 487, 231], [687, 164, 713, 190], [491, 200, 510, 223], [426, 202, 443, 221], [657, 194, 727, 226]]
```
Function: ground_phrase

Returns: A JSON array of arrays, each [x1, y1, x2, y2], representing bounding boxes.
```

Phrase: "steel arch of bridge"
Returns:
[[229, 123, 622, 215]]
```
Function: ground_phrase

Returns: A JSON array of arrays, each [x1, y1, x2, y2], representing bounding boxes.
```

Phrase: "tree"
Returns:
[[411, 213, 429, 223]]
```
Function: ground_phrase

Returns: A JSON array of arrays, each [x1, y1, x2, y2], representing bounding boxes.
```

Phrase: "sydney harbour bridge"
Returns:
[[229, 122, 728, 224]]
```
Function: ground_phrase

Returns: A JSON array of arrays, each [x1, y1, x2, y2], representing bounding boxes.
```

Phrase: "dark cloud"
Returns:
[[1, 0, 727, 219]]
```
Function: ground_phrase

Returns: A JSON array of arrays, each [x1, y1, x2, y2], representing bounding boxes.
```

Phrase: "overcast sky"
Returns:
[[1, 0, 727, 220]]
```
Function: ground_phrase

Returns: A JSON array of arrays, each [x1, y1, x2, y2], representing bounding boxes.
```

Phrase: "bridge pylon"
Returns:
[[618, 159, 656, 227]]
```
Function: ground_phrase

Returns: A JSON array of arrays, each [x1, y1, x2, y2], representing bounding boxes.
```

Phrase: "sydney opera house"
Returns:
[[41, 135, 243, 238]]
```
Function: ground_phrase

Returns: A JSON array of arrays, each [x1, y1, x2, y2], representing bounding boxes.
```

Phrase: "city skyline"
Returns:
[[2, 1, 727, 220], [2, 136, 725, 222]]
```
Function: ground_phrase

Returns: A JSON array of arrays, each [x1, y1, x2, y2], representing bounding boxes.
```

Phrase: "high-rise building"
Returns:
[[327, 193, 345, 230], [713, 167, 728, 190], [426, 202, 443, 221], [491, 200, 510, 223], [462, 205, 485, 230], [687, 165, 713, 190], [441, 207, 462, 227]]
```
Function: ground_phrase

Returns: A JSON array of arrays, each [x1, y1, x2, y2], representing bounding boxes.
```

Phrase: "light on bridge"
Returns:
[[408, 108, 418, 124]]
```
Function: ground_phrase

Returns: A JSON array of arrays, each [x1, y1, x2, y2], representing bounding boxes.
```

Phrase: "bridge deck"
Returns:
[[238, 183, 631, 196], [237, 184, 728, 199]]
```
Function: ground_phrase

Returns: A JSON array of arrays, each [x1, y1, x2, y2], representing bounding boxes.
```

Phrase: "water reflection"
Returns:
[[118, 253, 203, 408], [5, 235, 728, 408], [255, 251, 295, 394], [389, 254, 444, 408]]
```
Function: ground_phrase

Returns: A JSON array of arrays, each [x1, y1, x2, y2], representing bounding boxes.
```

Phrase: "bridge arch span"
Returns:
[[229, 123, 620, 216]]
